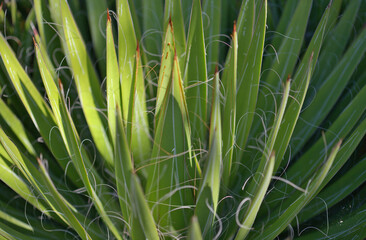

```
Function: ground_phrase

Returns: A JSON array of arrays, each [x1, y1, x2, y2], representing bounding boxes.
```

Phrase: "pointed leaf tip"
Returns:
[[107, 8, 111, 22], [32, 36, 37, 47], [58, 78, 64, 93], [169, 14, 172, 27], [328, 0, 333, 8], [231, 21, 237, 39], [30, 22, 38, 36], [36, 157, 42, 166], [336, 139, 343, 148], [286, 74, 291, 84]]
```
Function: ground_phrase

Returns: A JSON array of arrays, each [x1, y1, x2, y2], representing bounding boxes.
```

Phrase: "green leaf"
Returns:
[[243, 77, 290, 212], [141, 0, 163, 64], [292, 27, 366, 154], [0, 210, 33, 232], [126, 43, 151, 165], [164, 0, 186, 69], [311, 0, 360, 89], [114, 108, 159, 240], [0, 199, 66, 239], [0, 147, 48, 215], [37, 158, 99, 240], [32, 26, 56, 80], [251, 140, 342, 240], [298, 154, 366, 224], [221, 22, 237, 186], [233, 77, 290, 235], [233, 0, 267, 166], [262, 0, 312, 89], [34, 39, 101, 186], [272, 55, 313, 173], [184, 0, 208, 144], [155, 21, 200, 171], [155, 21, 175, 115], [195, 70, 222, 237], [235, 152, 275, 240], [251, 1, 331, 172], [296, 202, 366, 240], [60, 0, 113, 166], [203, 0, 221, 75], [146, 52, 195, 232], [85, 0, 107, 76], [0, 129, 101, 240], [266, 0, 297, 52], [0, 99, 36, 156], [106, 12, 121, 148], [252, 0, 314, 139], [126, 0, 143, 40], [0, 32, 80, 186], [117, 0, 138, 121], [34, 40, 122, 240], [265, 83, 366, 209], [10, 0, 16, 25], [325, 0, 343, 32], [188, 216, 203, 240], [33, 0, 46, 43], [0, 223, 36, 240]]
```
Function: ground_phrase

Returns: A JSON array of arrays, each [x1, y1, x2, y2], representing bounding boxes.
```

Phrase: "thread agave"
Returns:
[[0, 0, 365, 239]]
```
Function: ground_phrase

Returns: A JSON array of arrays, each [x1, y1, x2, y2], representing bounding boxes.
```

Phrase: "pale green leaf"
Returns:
[[235, 152, 275, 240], [126, 43, 151, 165], [106, 12, 121, 147], [164, 0, 186, 69], [188, 216, 203, 240], [221, 22, 237, 186], [195, 70, 222, 237], [60, 0, 113, 166]]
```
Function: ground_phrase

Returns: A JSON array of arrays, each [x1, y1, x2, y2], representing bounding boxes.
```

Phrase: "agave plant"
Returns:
[[0, 0, 365, 239]]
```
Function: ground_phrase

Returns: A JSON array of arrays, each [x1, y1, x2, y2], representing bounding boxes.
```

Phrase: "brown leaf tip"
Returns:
[[0, 2, 3, 10], [30, 22, 39, 38], [58, 78, 64, 93], [36, 157, 43, 167], [32, 36, 37, 47], [286, 74, 292, 83], [214, 65, 219, 74], [136, 40, 139, 52], [169, 14, 173, 27], [233, 21, 237, 33], [337, 139, 343, 148], [107, 9, 111, 22]]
